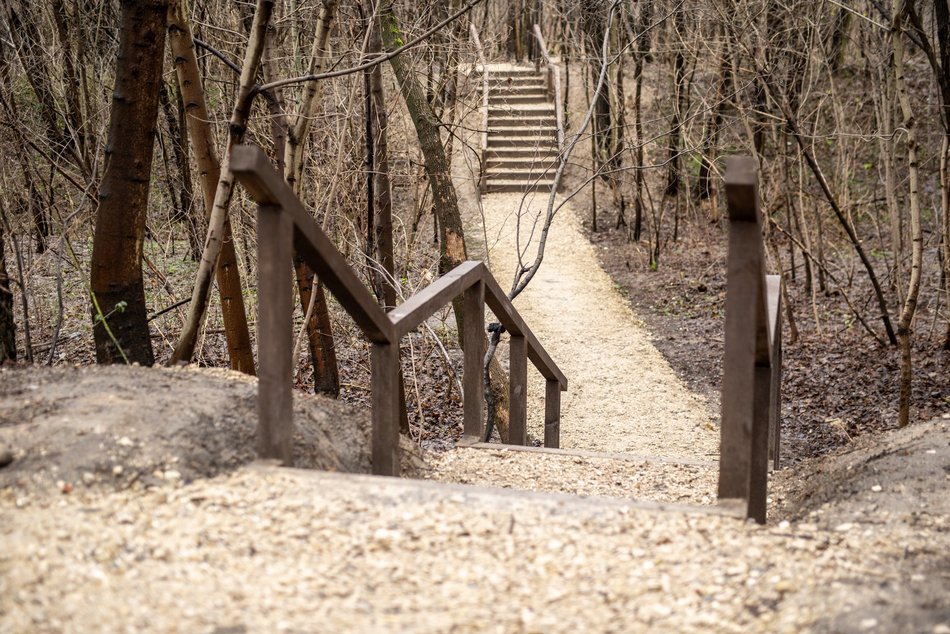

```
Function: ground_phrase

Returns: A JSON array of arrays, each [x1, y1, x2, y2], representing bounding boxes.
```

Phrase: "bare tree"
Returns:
[[90, 0, 170, 365]]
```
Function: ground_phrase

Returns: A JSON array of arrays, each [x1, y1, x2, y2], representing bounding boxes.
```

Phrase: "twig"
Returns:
[[253, 0, 486, 94]]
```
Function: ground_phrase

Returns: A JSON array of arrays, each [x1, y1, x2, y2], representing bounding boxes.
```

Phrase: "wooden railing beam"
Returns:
[[232, 145, 394, 344], [389, 261, 484, 338], [483, 275, 567, 389]]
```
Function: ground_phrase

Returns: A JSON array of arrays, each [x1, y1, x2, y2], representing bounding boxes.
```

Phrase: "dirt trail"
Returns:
[[470, 190, 718, 459]]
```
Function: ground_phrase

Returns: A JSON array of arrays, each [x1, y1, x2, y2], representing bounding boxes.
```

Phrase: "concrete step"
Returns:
[[489, 106, 556, 118], [488, 77, 546, 87], [486, 147, 559, 160], [485, 157, 559, 170], [490, 114, 557, 125], [484, 178, 556, 193], [486, 167, 557, 182], [489, 94, 549, 105], [487, 135, 559, 148], [485, 147, 557, 165], [491, 87, 548, 98], [487, 67, 539, 78], [489, 126, 557, 137]]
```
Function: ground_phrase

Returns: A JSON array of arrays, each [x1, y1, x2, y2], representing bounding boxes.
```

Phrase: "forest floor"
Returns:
[[3, 188, 949, 632], [2, 64, 950, 632]]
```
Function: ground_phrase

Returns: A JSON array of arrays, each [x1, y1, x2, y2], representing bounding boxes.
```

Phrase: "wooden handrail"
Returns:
[[533, 24, 564, 151], [469, 23, 489, 194], [231, 145, 567, 475], [718, 156, 783, 525]]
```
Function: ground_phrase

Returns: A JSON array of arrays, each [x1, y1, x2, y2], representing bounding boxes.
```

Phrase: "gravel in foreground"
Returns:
[[3, 464, 947, 634], [425, 446, 718, 505]]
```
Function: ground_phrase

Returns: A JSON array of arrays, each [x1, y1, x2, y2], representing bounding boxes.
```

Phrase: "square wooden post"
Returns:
[[544, 380, 560, 448], [718, 221, 760, 502], [371, 342, 400, 476], [256, 205, 294, 464], [771, 332, 782, 471], [509, 335, 528, 445], [748, 364, 772, 524], [766, 275, 783, 472], [719, 157, 771, 525], [463, 281, 485, 440]]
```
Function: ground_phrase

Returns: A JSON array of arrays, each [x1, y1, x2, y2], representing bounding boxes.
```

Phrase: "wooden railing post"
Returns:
[[371, 342, 400, 476], [544, 380, 560, 448], [256, 204, 294, 464], [767, 275, 783, 471], [463, 280, 485, 439], [719, 155, 775, 524], [234, 147, 568, 473], [509, 335, 528, 445]]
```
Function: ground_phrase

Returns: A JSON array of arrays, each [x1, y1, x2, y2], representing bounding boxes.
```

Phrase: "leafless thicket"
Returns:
[[0, 0, 947, 439]]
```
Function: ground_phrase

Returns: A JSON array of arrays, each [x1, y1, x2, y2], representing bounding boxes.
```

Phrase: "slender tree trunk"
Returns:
[[632, 54, 644, 242], [932, 0, 950, 349], [158, 80, 201, 259], [893, 2, 923, 428], [283, 0, 341, 396], [170, 0, 273, 373], [50, 0, 88, 168], [381, 1, 510, 441], [90, 0, 169, 366], [0, 215, 15, 363], [368, 9, 396, 309]]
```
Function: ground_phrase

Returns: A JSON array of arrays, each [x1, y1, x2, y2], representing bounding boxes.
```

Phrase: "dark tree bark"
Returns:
[[158, 80, 201, 259], [90, 0, 169, 365], [367, 9, 396, 309], [0, 215, 15, 363], [280, 0, 340, 396], [381, 0, 510, 441]]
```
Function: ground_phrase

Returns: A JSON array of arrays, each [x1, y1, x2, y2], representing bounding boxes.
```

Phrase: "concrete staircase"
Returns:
[[484, 66, 559, 194]]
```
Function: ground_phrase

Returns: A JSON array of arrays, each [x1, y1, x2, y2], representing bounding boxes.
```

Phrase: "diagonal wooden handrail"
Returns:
[[231, 145, 567, 475], [232, 145, 394, 344], [718, 156, 783, 525]]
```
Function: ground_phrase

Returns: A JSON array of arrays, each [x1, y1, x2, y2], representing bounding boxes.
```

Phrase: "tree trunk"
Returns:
[[381, 1, 510, 441], [932, 0, 950, 349], [170, 0, 273, 373], [0, 215, 15, 363], [158, 80, 201, 259], [90, 0, 169, 366], [893, 1, 923, 428], [368, 10, 396, 309], [283, 0, 341, 396]]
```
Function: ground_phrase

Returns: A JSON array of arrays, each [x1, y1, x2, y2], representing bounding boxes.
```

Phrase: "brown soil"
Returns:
[[0, 365, 424, 497], [587, 219, 950, 465]]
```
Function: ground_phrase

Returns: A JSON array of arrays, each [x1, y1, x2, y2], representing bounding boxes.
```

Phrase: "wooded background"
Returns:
[[0, 0, 946, 450]]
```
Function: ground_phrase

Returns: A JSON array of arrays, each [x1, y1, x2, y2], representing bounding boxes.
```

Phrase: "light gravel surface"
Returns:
[[3, 464, 947, 634], [467, 190, 718, 459], [425, 447, 717, 505]]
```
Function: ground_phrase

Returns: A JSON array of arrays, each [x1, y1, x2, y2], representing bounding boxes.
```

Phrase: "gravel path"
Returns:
[[4, 460, 947, 634], [468, 191, 718, 459], [425, 446, 718, 505]]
